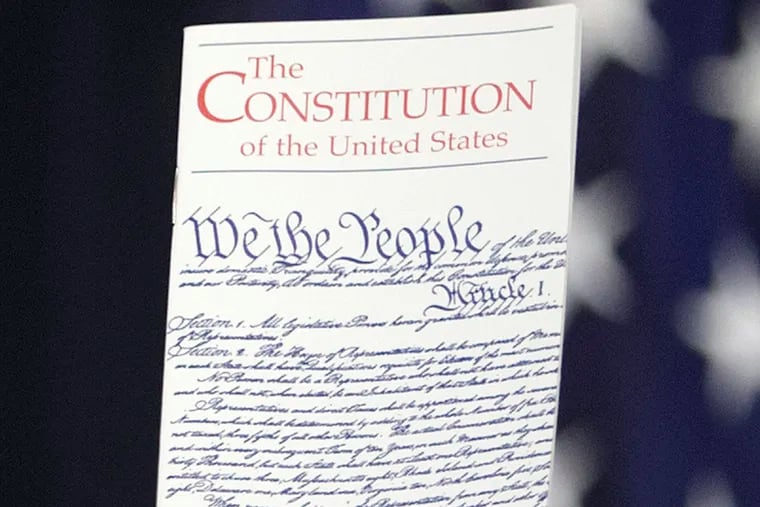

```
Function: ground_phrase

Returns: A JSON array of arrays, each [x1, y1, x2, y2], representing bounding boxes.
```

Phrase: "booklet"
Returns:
[[157, 6, 581, 506]]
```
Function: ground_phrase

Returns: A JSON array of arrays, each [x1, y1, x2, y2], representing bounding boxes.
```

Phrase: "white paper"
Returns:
[[158, 6, 580, 506]]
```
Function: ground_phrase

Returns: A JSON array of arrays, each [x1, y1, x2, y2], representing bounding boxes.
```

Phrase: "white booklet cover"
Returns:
[[158, 5, 581, 506]]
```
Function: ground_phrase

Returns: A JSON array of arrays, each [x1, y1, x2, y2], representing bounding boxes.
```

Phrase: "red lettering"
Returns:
[[197, 71, 245, 122]]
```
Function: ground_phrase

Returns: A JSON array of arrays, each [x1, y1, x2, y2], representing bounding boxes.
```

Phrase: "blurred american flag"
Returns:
[[374, 1, 760, 505]]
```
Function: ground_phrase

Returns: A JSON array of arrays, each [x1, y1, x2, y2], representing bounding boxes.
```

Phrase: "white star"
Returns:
[[685, 470, 738, 507], [566, 170, 636, 323], [676, 235, 760, 422], [528, 0, 667, 88], [696, 6, 760, 186], [548, 426, 601, 507]]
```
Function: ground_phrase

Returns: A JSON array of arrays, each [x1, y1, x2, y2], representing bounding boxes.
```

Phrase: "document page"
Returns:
[[157, 6, 581, 506]]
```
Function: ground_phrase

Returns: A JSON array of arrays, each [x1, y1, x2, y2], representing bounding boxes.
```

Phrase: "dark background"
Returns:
[[6, 1, 760, 506]]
